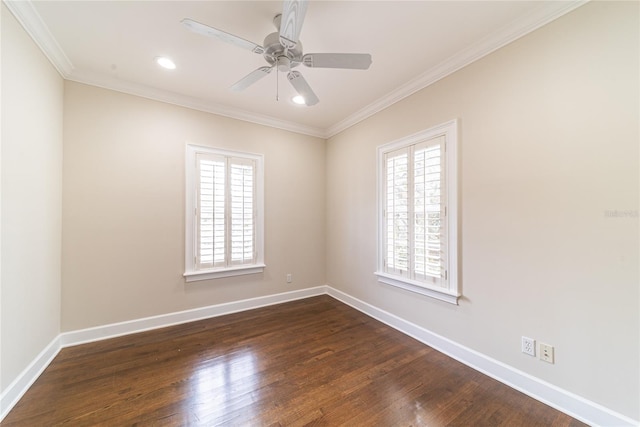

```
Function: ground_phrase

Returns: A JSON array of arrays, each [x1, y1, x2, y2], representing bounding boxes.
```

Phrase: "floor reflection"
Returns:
[[189, 349, 259, 425]]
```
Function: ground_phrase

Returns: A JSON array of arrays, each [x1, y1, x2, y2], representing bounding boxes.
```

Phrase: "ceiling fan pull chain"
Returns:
[[276, 57, 280, 101]]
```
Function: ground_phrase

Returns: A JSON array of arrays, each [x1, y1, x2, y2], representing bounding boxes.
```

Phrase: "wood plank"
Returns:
[[2, 296, 586, 426]]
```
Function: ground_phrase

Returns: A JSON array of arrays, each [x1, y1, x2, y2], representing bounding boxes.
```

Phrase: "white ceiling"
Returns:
[[7, 0, 585, 137]]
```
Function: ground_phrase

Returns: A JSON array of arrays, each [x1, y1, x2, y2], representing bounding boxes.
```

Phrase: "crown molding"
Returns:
[[5, 0, 587, 140], [3, 0, 74, 76], [66, 70, 327, 138], [325, 0, 589, 138]]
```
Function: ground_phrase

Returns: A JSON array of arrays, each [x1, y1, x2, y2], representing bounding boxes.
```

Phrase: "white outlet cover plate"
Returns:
[[522, 336, 536, 356]]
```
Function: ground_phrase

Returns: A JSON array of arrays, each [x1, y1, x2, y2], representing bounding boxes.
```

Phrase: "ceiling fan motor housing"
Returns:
[[263, 32, 303, 70]]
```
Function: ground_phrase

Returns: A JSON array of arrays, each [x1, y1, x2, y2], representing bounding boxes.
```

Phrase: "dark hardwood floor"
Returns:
[[2, 295, 586, 426]]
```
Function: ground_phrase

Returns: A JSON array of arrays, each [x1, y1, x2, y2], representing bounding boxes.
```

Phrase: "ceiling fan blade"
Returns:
[[182, 18, 265, 55], [287, 71, 319, 106], [231, 66, 274, 92], [279, 0, 308, 49], [302, 53, 372, 70]]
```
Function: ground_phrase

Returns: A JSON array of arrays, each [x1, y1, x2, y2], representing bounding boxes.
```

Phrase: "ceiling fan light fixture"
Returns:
[[155, 56, 176, 70], [292, 95, 306, 105]]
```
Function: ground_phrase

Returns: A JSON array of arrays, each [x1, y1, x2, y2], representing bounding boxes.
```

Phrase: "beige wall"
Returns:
[[326, 1, 639, 420], [61, 82, 326, 331], [1, 4, 64, 391]]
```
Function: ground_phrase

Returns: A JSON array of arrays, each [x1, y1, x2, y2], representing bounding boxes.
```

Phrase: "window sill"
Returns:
[[375, 271, 460, 305], [184, 264, 266, 282]]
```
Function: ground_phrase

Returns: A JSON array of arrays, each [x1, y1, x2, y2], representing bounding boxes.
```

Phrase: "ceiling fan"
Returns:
[[182, 0, 372, 106]]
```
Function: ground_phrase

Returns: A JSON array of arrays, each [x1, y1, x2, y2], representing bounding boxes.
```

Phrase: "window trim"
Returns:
[[184, 144, 265, 282], [375, 119, 459, 304]]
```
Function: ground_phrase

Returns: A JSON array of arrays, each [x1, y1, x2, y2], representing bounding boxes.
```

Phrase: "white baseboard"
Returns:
[[2, 285, 637, 427], [59, 286, 327, 347], [0, 335, 61, 421], [325, 285, 638, 427]]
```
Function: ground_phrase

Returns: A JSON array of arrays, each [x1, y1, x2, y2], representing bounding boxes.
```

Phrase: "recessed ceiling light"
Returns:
[[155, 56, 176, 70], [292, 95, 306, 105]]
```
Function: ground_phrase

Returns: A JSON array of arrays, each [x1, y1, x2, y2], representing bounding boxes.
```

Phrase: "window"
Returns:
[[376, 120, 459, 304], [185, 144, 264, 282]]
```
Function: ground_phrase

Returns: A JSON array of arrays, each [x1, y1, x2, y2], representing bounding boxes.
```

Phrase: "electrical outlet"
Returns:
[[522, 336, 535, 356], [540, 343, 554, 363], [286, 273, 292, 283]]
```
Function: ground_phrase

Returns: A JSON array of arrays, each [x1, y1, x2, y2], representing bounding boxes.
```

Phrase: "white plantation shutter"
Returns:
[[197, 154, 226, 268], [385, 148, 410, 275], [377, 120, 457, 303], [188, 147, 262, 278], [413, 138, 446, 285], [383, 137, 446, 286], [229, 158, 256, 265]]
